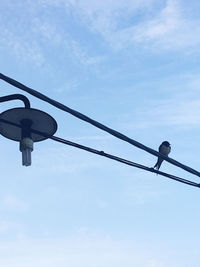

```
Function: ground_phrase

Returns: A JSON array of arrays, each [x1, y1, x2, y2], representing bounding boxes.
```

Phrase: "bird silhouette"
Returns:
[[154, 141, 171, 170]]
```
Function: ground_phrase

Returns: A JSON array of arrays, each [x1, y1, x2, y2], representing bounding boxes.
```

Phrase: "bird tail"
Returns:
[[154, 158, 163, 172]]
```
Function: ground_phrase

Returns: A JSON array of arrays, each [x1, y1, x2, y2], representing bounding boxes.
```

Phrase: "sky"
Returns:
[[0, 0, 200, 266]]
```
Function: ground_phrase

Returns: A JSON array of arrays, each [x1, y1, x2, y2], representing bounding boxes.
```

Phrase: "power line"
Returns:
[[50, 136, 200, 188], [0, 118, 199, 188], [0, 72, 200, 178]]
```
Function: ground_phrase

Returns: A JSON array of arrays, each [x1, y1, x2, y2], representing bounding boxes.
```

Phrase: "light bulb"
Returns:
[[20, 137, 33, 166]]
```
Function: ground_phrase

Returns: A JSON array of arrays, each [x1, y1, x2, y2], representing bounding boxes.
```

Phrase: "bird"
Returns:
[[154, 141, 171, 171]]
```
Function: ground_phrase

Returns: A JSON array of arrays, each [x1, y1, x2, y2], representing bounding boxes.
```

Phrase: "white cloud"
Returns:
[[70, 0, 158, 42], [0, 0, 105, 66], [1, 0, 200, 66], [0, 29, 45, 66], [139, 0, 180, 38], [70, 0, 200, 51], [69, 40, 104, 66], [131, 0, 200, 49], [32, 18, 63, 44]]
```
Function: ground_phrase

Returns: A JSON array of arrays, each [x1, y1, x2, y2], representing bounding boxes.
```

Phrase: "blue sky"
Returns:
[[1, 0, 200, 266]]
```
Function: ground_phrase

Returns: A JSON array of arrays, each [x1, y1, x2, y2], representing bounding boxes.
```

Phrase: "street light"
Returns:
[[0, 95, 57, 166]]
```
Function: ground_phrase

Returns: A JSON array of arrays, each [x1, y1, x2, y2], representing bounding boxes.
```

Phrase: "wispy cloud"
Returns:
[[131, 0, 200, 50], [0, 29, 45, 66], [0, 0, 105, 66], [70, 0, 200, 51], [69, 40, 104, 66], [69, 0, 158, 48], [1, 0, 200, 67]]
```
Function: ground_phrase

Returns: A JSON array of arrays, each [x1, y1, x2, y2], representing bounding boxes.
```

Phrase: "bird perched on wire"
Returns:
[[154, 141, 171, 171]]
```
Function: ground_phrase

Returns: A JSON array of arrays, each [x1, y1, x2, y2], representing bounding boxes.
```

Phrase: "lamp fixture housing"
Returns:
[[0, 107, 57, 166]]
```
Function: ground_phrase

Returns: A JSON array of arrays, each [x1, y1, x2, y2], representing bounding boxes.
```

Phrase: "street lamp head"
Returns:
[[0, 107, 57, 166]]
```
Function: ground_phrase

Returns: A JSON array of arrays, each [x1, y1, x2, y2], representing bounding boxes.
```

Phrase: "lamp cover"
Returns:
[[0, 107, 58, 166], [0, 107, 57, 142]]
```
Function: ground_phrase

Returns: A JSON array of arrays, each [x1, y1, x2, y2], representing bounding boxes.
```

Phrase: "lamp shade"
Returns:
[[0, 107, 57, 142]]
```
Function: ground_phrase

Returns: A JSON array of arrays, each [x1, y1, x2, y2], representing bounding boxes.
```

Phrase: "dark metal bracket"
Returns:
[[0, 94, 30, 108]]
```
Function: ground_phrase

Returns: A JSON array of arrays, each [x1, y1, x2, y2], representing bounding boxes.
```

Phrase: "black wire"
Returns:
[[50, 136, 200, 188], [0, 118, 199, 188], [0, 72, 200, 178]]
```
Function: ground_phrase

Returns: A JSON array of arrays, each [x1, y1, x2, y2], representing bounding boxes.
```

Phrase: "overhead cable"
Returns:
[[0, 72, 200, 178], [50, 135, 200, 188], [0, 118, 199, 188]]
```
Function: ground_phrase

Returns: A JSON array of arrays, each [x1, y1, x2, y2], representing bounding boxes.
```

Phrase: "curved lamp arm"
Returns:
[[0, 94, 30, 108]]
